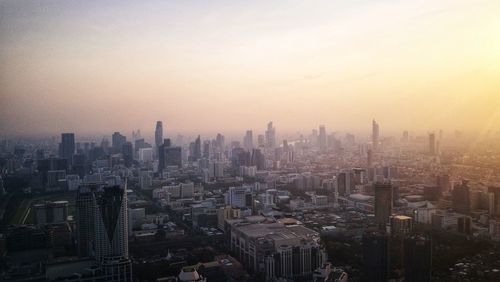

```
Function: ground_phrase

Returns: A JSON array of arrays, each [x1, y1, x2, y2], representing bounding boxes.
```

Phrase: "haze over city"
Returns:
[[1, 0, 500, 137]]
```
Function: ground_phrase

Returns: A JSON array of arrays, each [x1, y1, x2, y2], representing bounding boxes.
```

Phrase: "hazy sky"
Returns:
[[1, 0, 500, 138]]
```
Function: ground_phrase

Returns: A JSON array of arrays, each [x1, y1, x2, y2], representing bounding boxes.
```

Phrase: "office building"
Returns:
[[230, 221, 326, 281], [112, 132, 126, 154], [33, 201, 69, 225], [265, 121, 276, 149], [319, 125, 327, 153], [362, 231, 389, 282], [390, 215, 412, 236], [159, 139, 182, 171], [243, 130, 253, 150], [337, 171, 353, 196], [155, 121, 163, 151], [488, 186, 500, 218], [372, 119, 379, 151], [122, 142, 133, 167], [374, 183, 393, 227], [76, 183, 132, 281], [404, 235, 432, 282], [429, 132, 436, 155], [60, 133, 75, 165], [452, 181, 470, 214], [138, 147, 153, 162]]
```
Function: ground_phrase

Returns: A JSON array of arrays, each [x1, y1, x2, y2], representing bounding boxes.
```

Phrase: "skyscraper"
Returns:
[[429, 132, 436, 155], [155, 121, 163, 150], [265, 121, 276, 149], [122, 142, 133, 167], [452, 180, 470, 214], [488, 186, 500, 217], [243, 130, 253, 151], [372, 119, 379, 151], [318, 125, 327, 153], [112, 132, 126, 154], [404, 235, 432, 282], [60, 133, 75, 165], [374, 183, 393, 228], [158, 139, 182, 171], [362, 231, 389, 282], [76, 183, 132, 281], [193, 135, 202, 161]]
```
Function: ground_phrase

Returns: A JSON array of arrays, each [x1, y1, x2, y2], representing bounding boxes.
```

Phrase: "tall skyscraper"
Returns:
[[362, 231, 389, 282], [122, 142, 133, 167], [452, 180, 470, 214], [158, 139, 182, 171], [374, 183, 393, 227], [257, 134, 265, 147], [404, 235, 432, 282], [76, 183, 132, 281], [372, 119, 379, 151], [318, 125, 327, 153], [60, 133, 75, 164], [429, 132, 436, 155], [265, 121, 276, 149], [243, 130, 253, 150], [112, 132, 126, 154], [193, 135, 202, 161], [488, 186, 500, 217], [155, 121, 163, 150], [337, 171, 352, 196]]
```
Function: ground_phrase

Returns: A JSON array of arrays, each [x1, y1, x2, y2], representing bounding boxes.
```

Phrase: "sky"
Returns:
[[1, 0, 500, 138]]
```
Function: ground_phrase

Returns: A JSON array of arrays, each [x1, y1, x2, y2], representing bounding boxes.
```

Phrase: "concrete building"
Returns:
[[230, 221, 326, 281]]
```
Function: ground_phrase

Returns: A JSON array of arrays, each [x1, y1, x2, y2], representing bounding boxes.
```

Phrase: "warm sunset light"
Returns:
[[1, 2, 500, 282], [1, 0, 499, 136]]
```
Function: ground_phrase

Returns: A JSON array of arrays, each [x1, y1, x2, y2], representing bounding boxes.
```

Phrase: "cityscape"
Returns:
[[1, 1, 500, 282]]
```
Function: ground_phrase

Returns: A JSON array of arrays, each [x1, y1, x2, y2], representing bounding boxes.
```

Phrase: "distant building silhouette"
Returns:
[[363, 230, 389, 282], [404, 234, 432, 282]]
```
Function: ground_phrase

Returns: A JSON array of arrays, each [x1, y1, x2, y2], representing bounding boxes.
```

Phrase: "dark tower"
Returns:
[[363, 231, 389, 282], [404, 235, 432, 282]]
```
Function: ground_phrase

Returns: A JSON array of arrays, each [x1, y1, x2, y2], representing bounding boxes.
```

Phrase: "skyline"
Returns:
[[1, 0, 500, 136]]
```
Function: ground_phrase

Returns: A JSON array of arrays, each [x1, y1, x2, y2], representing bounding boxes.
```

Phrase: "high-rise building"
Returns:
[[429, 132, 436, 155], [265, 121, 276, 149], [76, 183, 132, 281], [404, 235, 432, 282], [489, 186, 500, 218], [374, 183, 393, 227], [94, 185, 129, 260], [231, 221, 326, 281], [362, 231, 389, 282], [158, 139, 182, 171], [372, 119, 379, 151], [112, 132, 126, 154], [33, 201, 69, 225], [202, 140, 211, 159], [243, 130, 253, 150], [257, 134, 265, 147], [60, 133, 75, 165], [122, 142, 133, 167], [215, 133, 225, 150], [191, 135, 202, 161], [155, 121, 163, 150], [337, 171, 352, 196], [319, 125, 327, 153], [367, 149, 373, 167], [452, 180, 470, 214], [390, 215, 413, 236], [251, 148, 265, 170]]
